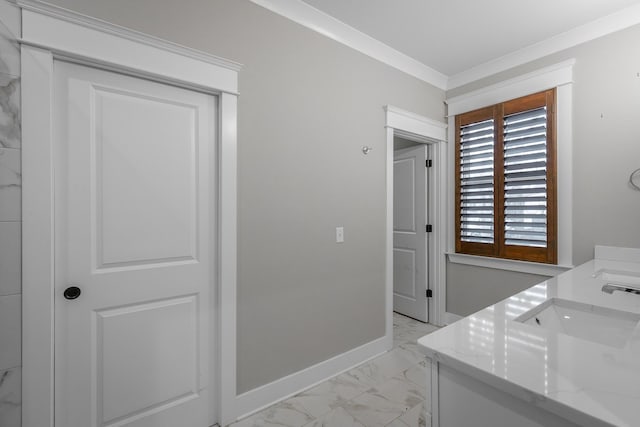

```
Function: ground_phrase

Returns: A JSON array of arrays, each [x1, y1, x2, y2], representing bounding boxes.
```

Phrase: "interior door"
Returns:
[[393, 144, 428, 322], [53, 61, 216, 427]]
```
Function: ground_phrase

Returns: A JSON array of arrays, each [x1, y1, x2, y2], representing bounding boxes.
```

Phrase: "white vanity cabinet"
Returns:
[[419, 246, 640, 427], [428, 362, 590, 427]]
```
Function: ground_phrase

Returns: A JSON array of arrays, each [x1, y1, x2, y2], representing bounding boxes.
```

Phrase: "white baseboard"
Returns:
[[232, 336, 389, 424], [444, 312, 463, 325]]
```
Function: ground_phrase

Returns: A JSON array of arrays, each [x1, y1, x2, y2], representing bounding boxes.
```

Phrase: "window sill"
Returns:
[[447, 252, 573, 277]]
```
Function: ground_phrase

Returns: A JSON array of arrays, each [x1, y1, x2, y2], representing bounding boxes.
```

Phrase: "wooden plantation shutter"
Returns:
[[455, 89, 557, 263], [456, 106, 497, 257]]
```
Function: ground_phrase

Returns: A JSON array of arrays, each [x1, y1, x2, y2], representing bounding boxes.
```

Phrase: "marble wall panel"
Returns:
[[0, 1, 20, 78], [0, 221, 20, 296], [0, 147, 20, 221], [0, 2, 21, 424], [0, 367, 21, 427], [0, 74, 20, 149], [0, 294, 21, 372]]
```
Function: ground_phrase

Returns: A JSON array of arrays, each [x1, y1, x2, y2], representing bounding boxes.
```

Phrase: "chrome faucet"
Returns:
[[602, 283, 640, 295]]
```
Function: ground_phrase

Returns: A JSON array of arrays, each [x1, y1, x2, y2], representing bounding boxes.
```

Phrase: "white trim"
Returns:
[[18, 3, 240, 94], [250, 0, 640, 93], [21, 44, 56, 427], [447, 3, 640, 90], [20, 4, 239, 426], [18, 0, 241, 71], [446, 59, 575, 116], [556, 83, 573, 268], [446, 61, 574, 277], [433, 139, 448, 327], [385, 127, 395, 347], [233, 337, 388, 422], [386, 106, 448, 327], [385, 106, 447, 142], [447, 253, 572, 277], [218, 93, 239, 426], [443, 312, 463, 325], [248, 0, 447, 90]]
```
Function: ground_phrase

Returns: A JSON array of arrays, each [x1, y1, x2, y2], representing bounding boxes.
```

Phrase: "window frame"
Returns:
[[454, 89, 558, 264]]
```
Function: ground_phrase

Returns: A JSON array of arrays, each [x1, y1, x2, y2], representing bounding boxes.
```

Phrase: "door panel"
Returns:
[[94, 86, 197, 268], [393, 248, 416, 299], [393, 144, 428, 322], [393, 158, 416, 232], [54, 61, 216, 427], [98, 296, 199, 424]]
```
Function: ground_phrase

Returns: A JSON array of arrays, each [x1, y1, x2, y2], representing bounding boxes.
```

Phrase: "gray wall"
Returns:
[[0, 0, 22, 425], [45, 0, 445, 393], [447, 265, 549, 316], [446, 23, 640, 316]]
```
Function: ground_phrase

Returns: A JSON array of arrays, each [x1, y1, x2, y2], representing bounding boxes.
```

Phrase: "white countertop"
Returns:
[[418, 246, 640, 427]]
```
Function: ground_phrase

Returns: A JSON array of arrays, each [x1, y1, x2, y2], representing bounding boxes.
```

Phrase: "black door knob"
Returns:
[[63, 286, 81, 300]]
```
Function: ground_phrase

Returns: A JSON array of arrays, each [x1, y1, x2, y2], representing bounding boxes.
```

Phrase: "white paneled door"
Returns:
[[393, 144, 428, 322], [53, 61, 216, 427]]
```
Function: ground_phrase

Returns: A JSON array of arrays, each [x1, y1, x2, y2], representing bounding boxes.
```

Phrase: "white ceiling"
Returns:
[[300, 0, 640, 76]]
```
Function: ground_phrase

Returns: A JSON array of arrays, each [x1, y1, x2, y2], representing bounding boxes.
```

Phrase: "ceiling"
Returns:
[[299, 0, 640, 77]]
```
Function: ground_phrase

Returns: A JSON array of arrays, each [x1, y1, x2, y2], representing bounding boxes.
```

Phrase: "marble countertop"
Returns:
[[418, 246, 640, 427]]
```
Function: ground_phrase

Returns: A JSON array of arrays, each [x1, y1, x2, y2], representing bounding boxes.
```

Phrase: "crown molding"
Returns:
[[447, 3, 640, 90], [251, 0, 640, 92], [16, 0, 243, 72], [17, 0, 640, 93], [249, 0, 448, 90]]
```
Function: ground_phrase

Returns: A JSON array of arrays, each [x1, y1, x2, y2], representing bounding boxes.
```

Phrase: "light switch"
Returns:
[[336, 227, 344, 243]]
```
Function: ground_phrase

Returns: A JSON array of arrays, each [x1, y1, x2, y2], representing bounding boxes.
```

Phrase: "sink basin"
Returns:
[[514, 298, 640, 348], [593, 268, 640, 286]]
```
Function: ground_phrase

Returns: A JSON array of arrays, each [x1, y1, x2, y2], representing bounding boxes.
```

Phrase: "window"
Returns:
[[455, 89, 557, 264]]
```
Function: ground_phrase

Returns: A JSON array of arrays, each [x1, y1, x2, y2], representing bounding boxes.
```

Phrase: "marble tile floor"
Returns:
[[230, 313, 439, 427]]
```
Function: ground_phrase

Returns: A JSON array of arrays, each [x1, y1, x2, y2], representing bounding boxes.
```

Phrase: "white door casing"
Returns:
[[20, 4, 240, 426], [384, 106, 447, 329], [54, 61, 215, 427], [393, 145, 428, 322]]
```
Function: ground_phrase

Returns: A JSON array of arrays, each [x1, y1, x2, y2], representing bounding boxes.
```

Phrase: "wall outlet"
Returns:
[[336, 227, 344, 243]]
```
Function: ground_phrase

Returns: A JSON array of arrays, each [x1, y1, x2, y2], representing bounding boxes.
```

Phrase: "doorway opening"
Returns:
[[393, 136, 431, 322], [384, 106, 447, 346]]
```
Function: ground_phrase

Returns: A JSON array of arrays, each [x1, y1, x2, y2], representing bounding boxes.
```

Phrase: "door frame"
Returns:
[[385, 106, 447, 329], [20, 2, 240, 426]]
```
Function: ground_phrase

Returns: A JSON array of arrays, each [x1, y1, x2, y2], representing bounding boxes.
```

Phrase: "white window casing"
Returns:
[[446, 59, 575, 276]]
